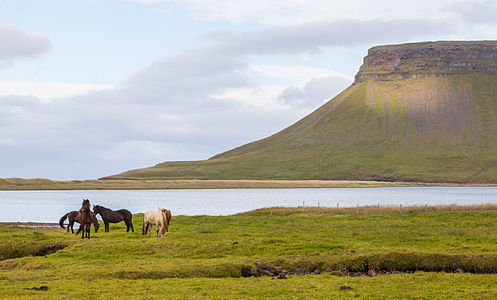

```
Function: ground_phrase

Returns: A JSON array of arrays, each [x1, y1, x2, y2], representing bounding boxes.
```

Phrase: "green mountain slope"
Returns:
[[105, 72, 497, 183]]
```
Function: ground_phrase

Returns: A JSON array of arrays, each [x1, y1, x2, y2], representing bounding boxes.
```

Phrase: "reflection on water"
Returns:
[[0, 187, 495, 222]]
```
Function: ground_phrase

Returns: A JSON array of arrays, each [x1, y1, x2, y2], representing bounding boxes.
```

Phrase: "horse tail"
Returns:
[[59, 213, 69, 228]]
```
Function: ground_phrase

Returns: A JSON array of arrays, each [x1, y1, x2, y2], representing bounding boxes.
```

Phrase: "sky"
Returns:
[[1, 0, 497, 180]]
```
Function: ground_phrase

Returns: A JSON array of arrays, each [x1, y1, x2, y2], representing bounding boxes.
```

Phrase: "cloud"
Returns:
[[0, 22, 51, 68], [446, 0, 497, 25], [279, 76, 352, 108], [129, 0, 457, 25], [0, 81, 114, 101], [206, 19, 453, 56], [0, 15, 463, 179]]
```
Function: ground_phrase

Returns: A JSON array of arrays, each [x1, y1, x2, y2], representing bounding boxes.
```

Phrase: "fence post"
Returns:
[[270, 208, 272, 216], [481, 203, 483, 215], [356, 203, 359, 215], [302, 201, 305, 213], [400, 204, 402, 213]]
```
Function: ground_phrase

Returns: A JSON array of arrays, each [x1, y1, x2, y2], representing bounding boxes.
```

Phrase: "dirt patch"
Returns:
[[34, 244, 66, 256], [241, 263, 289, 279], [24, 286, 48, 291]]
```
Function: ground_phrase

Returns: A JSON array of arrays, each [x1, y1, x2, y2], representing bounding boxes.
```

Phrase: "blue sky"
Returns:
[[1, 0, 497, 179]]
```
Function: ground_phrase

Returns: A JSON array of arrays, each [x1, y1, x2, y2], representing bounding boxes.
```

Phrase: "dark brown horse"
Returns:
[[60, 210, 100, 234], [59, 211, 79, 233], [93, 205, 134, 232], [75, 199, 99, 239]]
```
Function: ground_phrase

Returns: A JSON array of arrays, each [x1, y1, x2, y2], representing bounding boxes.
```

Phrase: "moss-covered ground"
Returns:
[[1, 205, 497, 298]]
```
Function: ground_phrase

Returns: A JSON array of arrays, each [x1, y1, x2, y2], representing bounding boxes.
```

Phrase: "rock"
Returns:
[[355, 41, 497, 82]]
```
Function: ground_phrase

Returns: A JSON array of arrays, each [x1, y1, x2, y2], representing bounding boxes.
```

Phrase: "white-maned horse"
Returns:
[[142, 208, 171, 237]]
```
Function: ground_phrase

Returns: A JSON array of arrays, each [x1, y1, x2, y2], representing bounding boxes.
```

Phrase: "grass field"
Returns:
[[1, 205, 497, 298], [1, 177, 494, 190]]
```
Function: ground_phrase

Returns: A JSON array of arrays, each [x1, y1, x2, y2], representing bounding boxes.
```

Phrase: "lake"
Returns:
[[0, 187, 496, 222]]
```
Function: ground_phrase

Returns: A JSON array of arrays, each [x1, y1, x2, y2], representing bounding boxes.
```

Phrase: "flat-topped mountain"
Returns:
[[104, 41, 497, 183], [355, 41, 497, 82]]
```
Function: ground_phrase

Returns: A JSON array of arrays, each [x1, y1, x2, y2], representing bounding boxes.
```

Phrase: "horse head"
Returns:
[[81, 199, 90, 211]]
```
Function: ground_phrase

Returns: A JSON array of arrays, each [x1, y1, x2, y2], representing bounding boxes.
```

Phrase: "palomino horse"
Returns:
[[93, 205, 134, 232], [142, 208, 171, 237], [75, 199, 99, 239]]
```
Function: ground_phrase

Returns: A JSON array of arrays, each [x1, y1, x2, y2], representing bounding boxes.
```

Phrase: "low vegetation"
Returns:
[[1, 205, 496, 298], [1, 177, 494, 190]]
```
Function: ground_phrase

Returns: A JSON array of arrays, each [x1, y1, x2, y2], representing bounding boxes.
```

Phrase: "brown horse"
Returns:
[[59, 211, 79, 233], [93, 205, 134, 232], [60, 210, 99, 234], [75, 199, 99, 239]]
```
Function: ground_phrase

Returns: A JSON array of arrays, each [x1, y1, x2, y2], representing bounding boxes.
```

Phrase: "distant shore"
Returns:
[[0, 177, 495, 190]]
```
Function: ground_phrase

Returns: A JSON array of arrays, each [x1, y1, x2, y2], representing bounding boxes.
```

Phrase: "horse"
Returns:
[[142, 208, 171, 237], [75, 199, 99, 239], [59, 211, 79, 233], [93, 205, 134, 232], [59, 210, 100, 234]]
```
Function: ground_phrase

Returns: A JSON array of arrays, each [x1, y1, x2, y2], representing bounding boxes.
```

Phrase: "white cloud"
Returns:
[[0, 81, 114, 101], [130, 0, 456, 25], [0, 21, 50, 67], [279, 76, 352, 108], [251, 64, 353, 84]]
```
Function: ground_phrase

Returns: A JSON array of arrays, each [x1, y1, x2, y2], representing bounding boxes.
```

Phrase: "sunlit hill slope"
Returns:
[[104, 41, 497, 183]]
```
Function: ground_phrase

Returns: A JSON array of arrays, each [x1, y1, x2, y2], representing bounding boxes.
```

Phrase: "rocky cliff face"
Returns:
[[355, 41, 497, 82]]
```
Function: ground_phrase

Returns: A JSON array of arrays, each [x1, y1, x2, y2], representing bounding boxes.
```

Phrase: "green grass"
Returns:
[[1, 205, 497, 298]]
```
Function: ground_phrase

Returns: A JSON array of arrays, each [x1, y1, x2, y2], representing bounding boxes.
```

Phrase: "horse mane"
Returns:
[[94, 205, 111, 212]]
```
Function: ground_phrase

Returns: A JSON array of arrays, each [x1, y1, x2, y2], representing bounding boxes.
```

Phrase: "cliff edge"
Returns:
[[355, 41, 497, 82]]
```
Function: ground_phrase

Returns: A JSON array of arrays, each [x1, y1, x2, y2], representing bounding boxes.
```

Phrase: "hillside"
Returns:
[[104, 41, 497, 183]]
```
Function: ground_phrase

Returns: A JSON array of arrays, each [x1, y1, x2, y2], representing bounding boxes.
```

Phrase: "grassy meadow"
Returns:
[[1, 205, 497, 298]]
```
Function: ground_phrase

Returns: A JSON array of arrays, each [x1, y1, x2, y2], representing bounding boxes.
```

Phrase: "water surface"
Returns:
[[0, 187, 495, 222]]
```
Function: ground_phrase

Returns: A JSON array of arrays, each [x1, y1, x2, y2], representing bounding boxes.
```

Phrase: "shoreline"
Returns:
[[1, 178, 496, 190], [2, 204, 497, 225]]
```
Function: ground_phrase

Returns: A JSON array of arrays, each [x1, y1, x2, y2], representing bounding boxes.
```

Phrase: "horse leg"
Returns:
[[87, 225, 90, 239], [129, 216, 134, 232], [81, 225, 85, 239], [104, 220, 109, 232]]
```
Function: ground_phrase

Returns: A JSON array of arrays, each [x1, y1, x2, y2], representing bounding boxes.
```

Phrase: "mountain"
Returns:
[[104, 41, 497, 183]]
